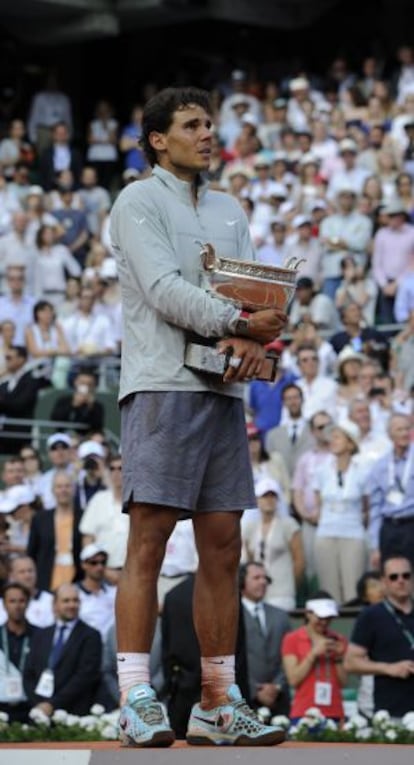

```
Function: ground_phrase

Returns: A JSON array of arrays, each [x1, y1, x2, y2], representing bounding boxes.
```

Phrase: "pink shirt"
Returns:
[[292, 449, 331, 518], [372, 224, 414, 288]]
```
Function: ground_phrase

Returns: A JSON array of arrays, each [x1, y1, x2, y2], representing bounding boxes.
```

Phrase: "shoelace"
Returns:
[[138, 703, 164, 726], [233, 699, 259, 720]]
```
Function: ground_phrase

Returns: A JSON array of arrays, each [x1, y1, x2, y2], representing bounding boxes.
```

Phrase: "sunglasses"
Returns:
[[87, 559, 107, 566], [314, 423, 331, 430], [388, 572, 412, 581], [109, 465, 122, 472]]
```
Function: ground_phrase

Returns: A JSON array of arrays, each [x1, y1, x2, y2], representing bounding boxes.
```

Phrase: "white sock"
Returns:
[[201, 655, 235, 702], [117, 652, 150, 697]]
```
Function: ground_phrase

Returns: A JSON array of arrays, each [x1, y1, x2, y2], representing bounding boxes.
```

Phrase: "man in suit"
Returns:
[[38, 121, 83, 191], [265, 383, 314, 477], [240, 561, 291, 717], [24, 583, 102, 718], [0, 345, 49, 455]]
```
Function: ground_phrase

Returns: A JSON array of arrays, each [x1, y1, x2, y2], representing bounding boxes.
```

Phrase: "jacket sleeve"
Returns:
[[51, 627, 102, 710]]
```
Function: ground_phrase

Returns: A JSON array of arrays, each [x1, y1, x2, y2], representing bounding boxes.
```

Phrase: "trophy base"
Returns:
[[184, 342, 278, 382]]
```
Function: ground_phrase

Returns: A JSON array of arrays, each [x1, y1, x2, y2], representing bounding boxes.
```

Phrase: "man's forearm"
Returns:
[[344, 655, 389, 676]]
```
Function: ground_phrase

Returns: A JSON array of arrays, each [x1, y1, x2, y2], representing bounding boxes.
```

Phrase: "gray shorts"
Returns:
[[120, 391, 255, 513]]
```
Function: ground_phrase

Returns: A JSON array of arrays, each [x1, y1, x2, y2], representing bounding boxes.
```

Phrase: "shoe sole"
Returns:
[[187, 730, 286, 746], [120, 730, 175, 748]]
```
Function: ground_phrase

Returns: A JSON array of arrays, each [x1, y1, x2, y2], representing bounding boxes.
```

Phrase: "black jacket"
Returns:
[[27, 508, 83, 591], [24, 619, 102, 715], [0, 371, 49, 454]]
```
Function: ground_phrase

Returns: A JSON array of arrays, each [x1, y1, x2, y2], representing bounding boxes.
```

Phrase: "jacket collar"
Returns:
[[152, 164, 209, 206]]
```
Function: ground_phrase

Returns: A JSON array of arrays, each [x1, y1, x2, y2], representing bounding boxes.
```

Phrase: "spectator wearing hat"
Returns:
[[0, 554, 54, 628], [219, 70, 261, 130], [79, 453, 127, 585], [281, 592, 347, 722], [77, 543, 116, 641], [0, 485, 36, 555], [27, 470, 82, 591], [37, 433, 74, 511], [50, 367, 104, 435], [285, 215, 323, 287], [74, 439, 107, 514], [292, 411, 334, 583], [335, 345, 366, 422], [312, 420, 369, 604], [372, 199, 414, 323], [240, 561, 291, 718], [265, 383, 314, 478], [288, 277, 339, 332], [0, 344, 50, 455], [319, 184, 373, 298], [242, 477, 305, 611], [327, 139, 371, 201], [121, 167, 141, 186]]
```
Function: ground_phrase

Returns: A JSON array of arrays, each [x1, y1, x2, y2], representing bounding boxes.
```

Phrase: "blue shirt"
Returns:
[[368, 444, 414, 549], [248, 372, 298, 438], [121, 124, 148, 172]]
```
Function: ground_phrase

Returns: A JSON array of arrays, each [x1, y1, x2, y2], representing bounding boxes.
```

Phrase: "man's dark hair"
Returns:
[[281, 382, 303, 400], [1, 582, 31, 601], [356, 570, 381, 603], [141, 86, 212, 167], [380, 554, 412, 577], [238, 561, 271, 591], [9, 345, 28, 361]]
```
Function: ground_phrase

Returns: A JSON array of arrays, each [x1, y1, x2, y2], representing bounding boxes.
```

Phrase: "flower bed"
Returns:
[[0, 706, 119, 743]]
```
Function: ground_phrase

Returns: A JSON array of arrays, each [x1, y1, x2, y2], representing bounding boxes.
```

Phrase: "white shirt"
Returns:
[[0, 590, 54, 628], [312, 454, 368, 539], [62, 310, 116, 355], [79, 489, 127, 568], [78, 582, 116, 640], [160, 519, 198, 577], [297, 375, 338, 420]]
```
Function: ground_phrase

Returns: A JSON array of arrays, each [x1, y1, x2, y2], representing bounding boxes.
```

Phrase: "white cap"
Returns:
[[99, 258, 118, 280], [27, 185, 44, 197], [339, 138, 358, 154], [255, 477, 281, 498], [47, 432, 71, 449], [335, 419, 361, 451], [6, 484, 36, 512], [269, 182, 288, 199], [336, 181, 357, 196], [292, 214, 312, 229], [78, 440, 106, 461], [80, 542, 108, 562], [227, 164, 254, 180], [290, 77, 309, 91], [305, 598, 338, 618], [310, 198, 327, 211], [241, 113, 258, 128], [299, 152, 320, 167], [337, 345, 365, 367]]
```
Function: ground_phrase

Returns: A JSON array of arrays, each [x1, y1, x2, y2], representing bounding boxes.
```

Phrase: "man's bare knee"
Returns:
[[125, 503, 179, 576]]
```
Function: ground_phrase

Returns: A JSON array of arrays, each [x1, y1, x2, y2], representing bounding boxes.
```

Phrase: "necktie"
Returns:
[[49, 625, 67, 669], [291, 423, 298, 444], [254, 603, 265, 635]]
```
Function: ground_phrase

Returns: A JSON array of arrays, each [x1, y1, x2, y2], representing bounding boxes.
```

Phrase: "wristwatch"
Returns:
[[234, 311, 251, 337]]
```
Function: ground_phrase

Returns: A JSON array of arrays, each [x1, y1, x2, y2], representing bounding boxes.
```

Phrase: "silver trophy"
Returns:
[[185, 243, 302, 381]]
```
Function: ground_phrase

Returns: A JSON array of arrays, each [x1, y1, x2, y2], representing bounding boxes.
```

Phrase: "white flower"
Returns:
[[270, 715, 290, 729], [298, 716, 321, 730], [257, 706, 271, 722], [385, 729, 397, 741], [347, 714, 370, 730], [29, 707, 51, 727], [101, 724, 118, 740], [79, 715, 99, 730], [402, 712, 414, 728], [356, 727, 373, 740], [288, 725, 298, 738], [373, 709, 391, 725], [21, 724, 29, 731], [52, 710, 68, 724], [0, 712, 9, 723], [101, 711, 120, 725], [324, 719, 338, 731], [90, 704, 105, 717], [403, 719, 414, 732], [304, 706, 324, 719], [65, 714, 81, 726]]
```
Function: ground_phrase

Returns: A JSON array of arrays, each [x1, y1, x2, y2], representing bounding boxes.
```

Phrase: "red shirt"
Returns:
[[281, 625, 347, 719]]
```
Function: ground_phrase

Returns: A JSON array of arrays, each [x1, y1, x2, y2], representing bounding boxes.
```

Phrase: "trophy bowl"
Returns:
[[201, 243, 299, 313]]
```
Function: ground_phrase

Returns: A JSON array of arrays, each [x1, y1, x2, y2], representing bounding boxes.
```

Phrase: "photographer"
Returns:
[[74, 440, 107, 513], [50, 368, 104, 435]]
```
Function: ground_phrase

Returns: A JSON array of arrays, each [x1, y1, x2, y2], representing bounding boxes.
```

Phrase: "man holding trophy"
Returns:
[[110, 86, 294, 747]]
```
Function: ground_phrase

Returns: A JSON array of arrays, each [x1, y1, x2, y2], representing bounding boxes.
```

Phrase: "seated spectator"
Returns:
[[372, 200, 414, 324], [27, 471, 82, 591], [265, 383, 314, 477], [345, 570, 384, 608], [0, 267, 35, 346], [19, 445, 44, 498], [313, 420, 369, 604], [52, 184, 90, 268], [77, 543, 116, 641], [0, 211, 37, 295], [24, 583, 102, 718], [0, 554, 54, 628], [335, 255, 378, 326], [240, 561, 291, 718], [74, 439, 107, 514], [61, 285, 116, 362], [292, 411, 333, 584], [246, 346, 298, 440], [295, 343, 338, 421], [25, 299, 71, 377], [0, 457, 25, 496], [0, 320, 16, 378], [0, 345, 50, 455], [285, 215, 323, 287], [287, 277, 340, 332], [0, 582, 35, 723], [37, 121, 82, 192], [0, 485, 36, 555], [256, 217, 288, 266], [282, 593, 348, 722], [347, 395, 392, 468], [36, 432, 74, 511], [345, 555, 414, 719], [281, 321, 337, 378], [32, 224, 81, 307], [55, 276, 81, 320], [330, 303, 388, 362], [78, 166, 111, 238], [23, 186, 62, 249], [79, 453, 127, 585], [0, 119, 35, 181], [394, 264, 414, 322], [50, 367, 104, 434], [242, 477, 305, 610]]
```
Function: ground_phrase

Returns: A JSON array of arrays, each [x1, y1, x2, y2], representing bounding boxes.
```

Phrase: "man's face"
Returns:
[[4, 587, 29, 622], [5, 348, 25, 375], [257, 491, 278, 515], [298, 350, 319, 379], [282, 387, 303, 417], [82, 554, 107, 582], [311, 415, 332, 444], [382, 559, 413, 600], [53, 474, 73, 505], [296, 287, 312, 305], [49, 443, 71, 468], [108, 459, 122, 489], [2, 460, 24, 487], [350, 402, 371, 432], [9, 557, 37, 591], [150, 104, 212, 181], [389, 416, 411, 450], [6, 269, 25, 295], [54, 585, 80, 622], [243, 564, 268, 602]]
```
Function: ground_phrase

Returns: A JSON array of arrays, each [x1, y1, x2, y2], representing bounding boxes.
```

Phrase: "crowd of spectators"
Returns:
[[0, 46, 414, 733]]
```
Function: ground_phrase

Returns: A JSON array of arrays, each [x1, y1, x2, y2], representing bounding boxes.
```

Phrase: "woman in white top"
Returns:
[[242, 476, 305, 611], [313, 420, 369, 605], [25, 299, 71, 378], [86, 99, 119, 189], [33, 223, 81, 306]]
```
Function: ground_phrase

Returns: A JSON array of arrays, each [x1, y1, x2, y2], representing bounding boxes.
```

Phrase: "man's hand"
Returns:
[[385, 660, 414, 679], [245, 308, 288, 344], [256, 683, 279, 707], [217, 338, 267, 382]]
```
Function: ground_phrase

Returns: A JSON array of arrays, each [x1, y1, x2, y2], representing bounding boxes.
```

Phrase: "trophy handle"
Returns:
[[196, 241, 220, 271]]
